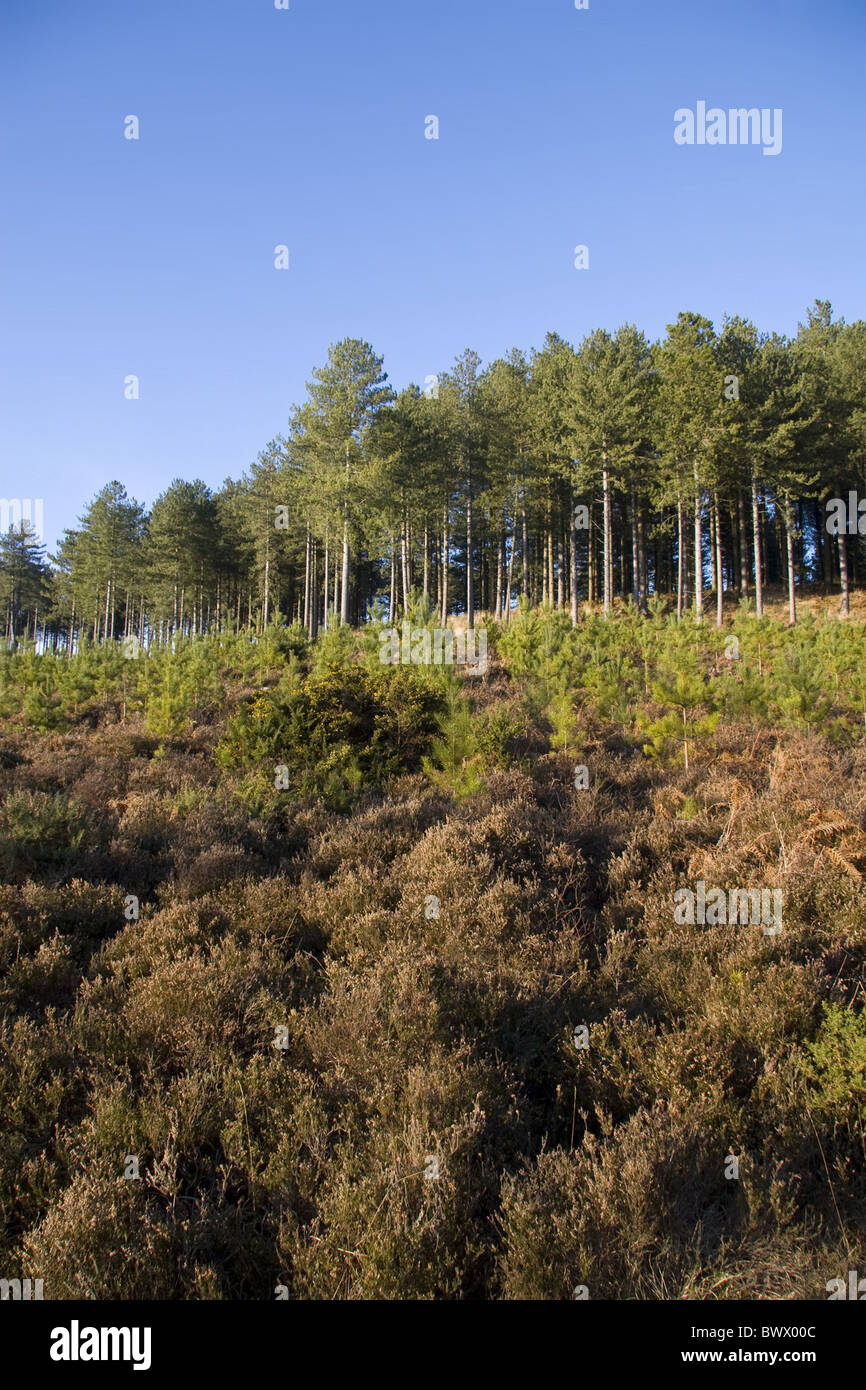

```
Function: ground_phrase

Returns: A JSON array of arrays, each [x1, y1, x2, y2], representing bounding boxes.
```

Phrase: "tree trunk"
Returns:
[[737, 488, 750, 594], [638, 504, 648, 610], [676, 498, 684, 622], [602, 442, 612, 615], [838, 531, 851, 617], [784, 493, 797, 626], [423, 524, 429, 603], [389, 539, 396, 622], [557, 529, 565, 609], [323, 527, 329, 633], [495, 530, 503, 618], [714, 493, 724, 628], [693, 459, 703, 621], [751, 477, 763, 618], [817, 499, 832, 591], [436, 530, 444, 614], [302, 524, 310, 631], [466, 462, 474, 628], [263, 526, 271, 631], [340, 517, 350, 626], [505, 509, 516, 622], [570, 498, 579, 626], [308, 540, 317, 639], [630, 489, 639, 607], [441, 504, 449, 625], [401, 502, 410, 613], [547, 517, 554, 609]]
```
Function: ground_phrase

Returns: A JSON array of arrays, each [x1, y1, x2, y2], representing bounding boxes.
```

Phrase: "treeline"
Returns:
[[3, 300, 865, 649]]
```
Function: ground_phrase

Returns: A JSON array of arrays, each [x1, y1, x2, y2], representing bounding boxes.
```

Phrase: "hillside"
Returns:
[[1, 595, 864, 1299]]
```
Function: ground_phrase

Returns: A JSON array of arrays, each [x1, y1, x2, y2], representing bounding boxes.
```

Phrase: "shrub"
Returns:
[[216, 664, 443, 810], [0, 791, 90, 876]]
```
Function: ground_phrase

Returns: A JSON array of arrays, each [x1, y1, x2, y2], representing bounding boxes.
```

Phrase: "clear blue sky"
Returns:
[[1, 0, 864, 554]]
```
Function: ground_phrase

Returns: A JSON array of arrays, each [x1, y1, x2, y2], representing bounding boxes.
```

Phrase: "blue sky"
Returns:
[[1, 0, 864, 553]]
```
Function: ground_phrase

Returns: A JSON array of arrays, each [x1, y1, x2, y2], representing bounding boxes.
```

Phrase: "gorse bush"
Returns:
[[801, 1003, 866, 1133], [0, 790, 90, 875], [217, 662, 444, 810]]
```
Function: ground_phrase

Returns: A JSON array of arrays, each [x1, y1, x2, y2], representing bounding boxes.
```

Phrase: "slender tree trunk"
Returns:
[[546, 515, 554, 609], [602, 442, 612, 615], [466, 461, 474, 628], [676, 498, 684, 621], [389, 539, 396, 622], [838, 532, 851, 616], [557, 530, 565, 609], [263, 526, 271, 631], [751, 477, 763, 618], [435, 532, 442, 614], [737, 488, 749, 594], [630, 489, 639, 607], [423, 524, 429, 603], [506, 508, 516, 623], [441, 504, 449, 625], [323, 527, 329, 633], [312, 541, 319, 638], [401, 510, 410, 615], [495, 530, 503, 618], [693, 459, 703, 621], [784, 493, 797, 626], [338, 513, 349, 626], [817, 499, 832, 591], [638, 505, 648, 610], [714, 493, 724, 628], [302, 524, 310, 631], [570, 501, 579, 626]]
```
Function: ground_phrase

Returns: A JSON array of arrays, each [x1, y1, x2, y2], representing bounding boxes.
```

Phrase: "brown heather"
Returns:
[[1, 611, 865, 1300]]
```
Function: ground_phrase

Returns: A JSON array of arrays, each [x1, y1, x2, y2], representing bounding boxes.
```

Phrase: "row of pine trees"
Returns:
[[3, 301, 865, 649]]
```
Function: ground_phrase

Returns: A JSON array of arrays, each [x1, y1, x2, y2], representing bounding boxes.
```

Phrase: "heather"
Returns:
[[0, 598, 864, 1299]]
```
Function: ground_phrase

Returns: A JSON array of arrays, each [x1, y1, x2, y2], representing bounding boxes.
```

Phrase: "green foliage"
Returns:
[[217, 661, 443, 810], [422, 687, 485, 798], [802, 1004, 866, 1131], [0, 791, 89, 874]]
